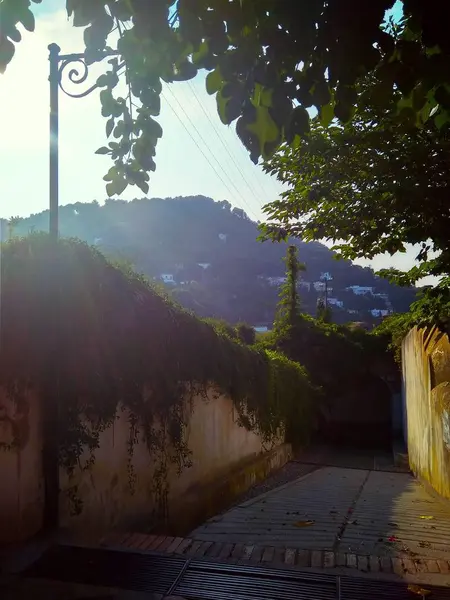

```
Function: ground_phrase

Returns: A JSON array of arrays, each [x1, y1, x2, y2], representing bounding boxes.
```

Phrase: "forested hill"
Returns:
[[6, 196, 417, 326]]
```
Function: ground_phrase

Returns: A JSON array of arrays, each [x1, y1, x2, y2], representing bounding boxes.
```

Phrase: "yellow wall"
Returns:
[[0, 388, 44, 543], [403, 326, 450, 499], [59, 389, 281, 539]]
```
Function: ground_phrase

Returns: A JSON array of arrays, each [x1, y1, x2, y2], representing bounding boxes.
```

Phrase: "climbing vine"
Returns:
[[0, 234, 316, 519]]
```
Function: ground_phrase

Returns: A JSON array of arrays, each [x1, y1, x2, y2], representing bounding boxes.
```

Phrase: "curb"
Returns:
[[99, 532, 450, 582]]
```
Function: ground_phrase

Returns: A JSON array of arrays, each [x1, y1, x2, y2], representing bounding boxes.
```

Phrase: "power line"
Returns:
[[164, 84, 259, 221], [195, 81, 273, 211], [162, 89, 244, 208], [185, 80, 262, 218]]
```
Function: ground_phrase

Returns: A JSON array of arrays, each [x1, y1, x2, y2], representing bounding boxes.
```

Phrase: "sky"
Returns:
[[0, 0, 430, 282]]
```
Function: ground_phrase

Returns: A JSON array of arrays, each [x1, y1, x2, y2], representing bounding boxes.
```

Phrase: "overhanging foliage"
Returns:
[[2, 1, 450, 195], [0, 233, 317, 512], [262, 87, 450, 284]]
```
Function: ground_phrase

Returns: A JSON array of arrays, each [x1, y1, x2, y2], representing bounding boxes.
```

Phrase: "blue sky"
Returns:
[[1, 0, 429, 280]]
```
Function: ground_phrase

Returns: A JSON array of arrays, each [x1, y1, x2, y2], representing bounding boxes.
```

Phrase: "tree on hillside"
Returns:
[[3, 1, 450, 195], [262, 90, 450, 284], [275, 245, 305, 330], [316, 298, 332, 324]]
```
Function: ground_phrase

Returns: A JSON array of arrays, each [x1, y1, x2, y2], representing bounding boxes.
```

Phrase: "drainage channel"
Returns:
[[23, 545, 450, 599]]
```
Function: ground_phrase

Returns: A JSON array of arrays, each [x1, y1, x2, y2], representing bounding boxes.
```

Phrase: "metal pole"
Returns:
[[49, 43, 60, 240]]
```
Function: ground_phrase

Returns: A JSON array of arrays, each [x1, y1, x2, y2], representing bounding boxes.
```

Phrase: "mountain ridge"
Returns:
[[3, 195, 417, 326]]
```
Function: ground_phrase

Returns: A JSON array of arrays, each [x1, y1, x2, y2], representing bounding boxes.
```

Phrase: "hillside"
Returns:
[[5, 196, 417, 326]]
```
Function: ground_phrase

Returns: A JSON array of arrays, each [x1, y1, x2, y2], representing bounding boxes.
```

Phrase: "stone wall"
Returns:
[[0, 388, 44, 543], [0, 385, 287, 543], [402, 326, 450, 499], [59, 389, 285, 540]]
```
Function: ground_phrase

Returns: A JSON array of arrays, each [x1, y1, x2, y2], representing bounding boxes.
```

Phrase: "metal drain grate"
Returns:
[[23, 545, 450, 600], [24, 544, 186, 594], [174, 560, 337, 600]]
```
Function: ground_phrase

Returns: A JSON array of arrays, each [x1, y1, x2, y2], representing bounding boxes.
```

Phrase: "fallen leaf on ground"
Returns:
[[407, 584, 432, 596], [419, 515, 434, 520], [294, 520, 315, 527]]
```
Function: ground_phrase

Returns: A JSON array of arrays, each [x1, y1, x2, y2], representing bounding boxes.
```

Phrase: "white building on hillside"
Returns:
[[298, 280, 311, 291], [313, 281, 333, 293], [254, 325, 270, 333], [267, 276, 287, 286], [160, 273, 175, 284], [346, 285, 374, 296], [370, 309, 390, 317], [328, 297, 344, 308]]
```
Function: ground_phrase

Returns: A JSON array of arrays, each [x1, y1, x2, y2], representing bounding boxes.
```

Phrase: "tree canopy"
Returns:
[[2, 1, 450, 196], [262, 87, 450, 284]]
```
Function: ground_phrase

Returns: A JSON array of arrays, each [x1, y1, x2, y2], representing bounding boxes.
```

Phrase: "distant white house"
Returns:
[[160, 273, 175, 284], [198, 262, 211, 270], [346, 285, 374, 296], [370, 309, 390, 317], [298, 280, 311, 291], [328, 297, 344, 308], [313, 281, 333, 293], [267, 276, 287, 286]]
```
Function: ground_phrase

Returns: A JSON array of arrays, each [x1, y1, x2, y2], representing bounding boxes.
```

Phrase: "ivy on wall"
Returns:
[[0, 234, 317, 517]]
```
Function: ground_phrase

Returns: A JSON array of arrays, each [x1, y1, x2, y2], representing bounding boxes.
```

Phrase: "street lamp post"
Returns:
[[44, 43, 121, 529], [47, 44, 121, 240]]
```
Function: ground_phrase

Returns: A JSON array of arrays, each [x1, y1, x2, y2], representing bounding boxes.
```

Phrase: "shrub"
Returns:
[[0, 234, 317, 484]]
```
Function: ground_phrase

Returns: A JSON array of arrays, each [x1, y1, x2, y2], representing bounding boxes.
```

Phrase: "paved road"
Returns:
[[190, 465, 450, 563]]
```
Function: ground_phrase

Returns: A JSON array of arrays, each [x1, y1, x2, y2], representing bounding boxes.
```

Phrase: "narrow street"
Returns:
[[189, 446, 450, 570], [4, 447, 450, 598]]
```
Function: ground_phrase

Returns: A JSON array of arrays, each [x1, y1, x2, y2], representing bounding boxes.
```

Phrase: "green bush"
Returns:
[[236, 322, 256, 345], [0, 234, 317, 475], [374, 280, 450, 364]]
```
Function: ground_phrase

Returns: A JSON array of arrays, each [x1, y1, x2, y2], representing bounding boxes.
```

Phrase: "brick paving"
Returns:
[[100, 530, 450, 581], [100, 461, 450, 586]]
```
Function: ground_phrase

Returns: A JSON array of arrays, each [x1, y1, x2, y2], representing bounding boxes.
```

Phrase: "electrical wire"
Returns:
[[162, 90, 246, 208], [164, 84, 259, 221], [185, 80, 262, 218]]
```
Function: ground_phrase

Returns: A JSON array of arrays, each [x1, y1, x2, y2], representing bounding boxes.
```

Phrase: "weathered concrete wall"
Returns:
[[0, 388, 44, 543], [59, 389, 285, 540], [403, 326, 450, 499]]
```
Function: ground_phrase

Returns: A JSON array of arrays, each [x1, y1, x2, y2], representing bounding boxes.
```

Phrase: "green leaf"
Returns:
[[106, 182, 115, 197], [106, 177, 127, 197], [106, 118, 114, 138], [0, 39, 15, 74], [95, 146, 111, 155], [19, 8, 35, 32], [205, 68, 223, 95], [136, 180, 150, 194], [286, 106, 310, 142], [319, 101, 334, 127], [434, 110, 449, 130], [246, 105, 280, 158]]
